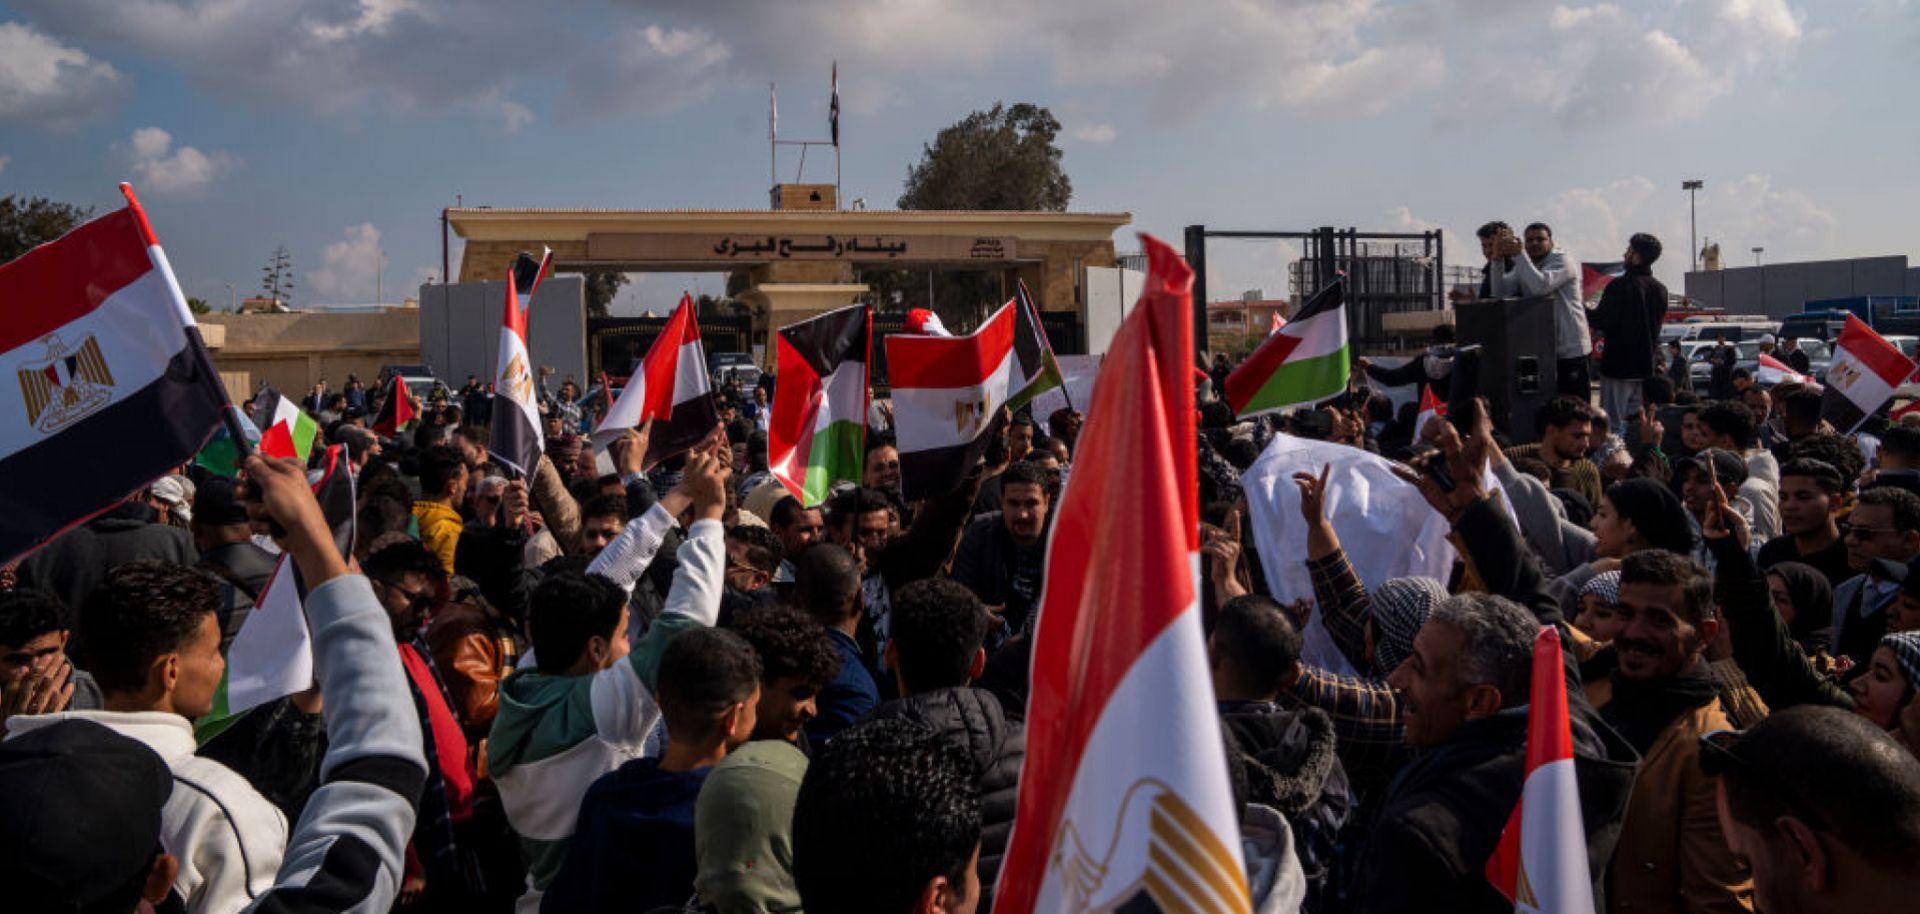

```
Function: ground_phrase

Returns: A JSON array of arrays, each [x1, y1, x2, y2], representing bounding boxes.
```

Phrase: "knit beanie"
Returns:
[[1881, 631, 1920, 689], [1371, 576, 1448, 678], [1603, 478, 1697, 556], [1579, 570, 1621, 605]]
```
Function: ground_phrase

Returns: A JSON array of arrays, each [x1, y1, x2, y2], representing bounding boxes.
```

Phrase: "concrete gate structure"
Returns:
[[445, 196, 1129, 366]]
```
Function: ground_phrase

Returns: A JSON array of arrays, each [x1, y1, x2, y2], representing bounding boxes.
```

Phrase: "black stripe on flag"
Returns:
[[1011, 284, 1048, 381], [1819, 386, 1872, 436], [1, 345, 227, 562], [779, 305, 869, 378], [646, 396, 721, 468], [1290, 274, 1346, 324]]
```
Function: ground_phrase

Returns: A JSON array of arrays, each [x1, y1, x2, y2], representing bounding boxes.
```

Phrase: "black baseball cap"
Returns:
[[0, 720, 173, 907]]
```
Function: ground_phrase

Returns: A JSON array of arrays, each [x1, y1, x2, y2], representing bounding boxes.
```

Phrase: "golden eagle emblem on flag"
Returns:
[[953, 394, 991, 437], [18, 333, 115, 434], [1050, 779, 1252, 914]]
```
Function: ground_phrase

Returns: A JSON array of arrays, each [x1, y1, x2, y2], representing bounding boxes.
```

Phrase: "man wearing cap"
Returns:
[[2, 452, 427, 914], [1708, 706, 1920, 914], [1757, 459, 1853, 589]]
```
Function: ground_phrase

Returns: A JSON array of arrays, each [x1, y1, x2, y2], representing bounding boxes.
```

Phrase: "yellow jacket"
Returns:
[[412, 500, 462, 575]]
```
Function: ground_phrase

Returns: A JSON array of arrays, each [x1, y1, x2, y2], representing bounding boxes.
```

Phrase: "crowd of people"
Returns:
[[5, 242, 1920, 914]]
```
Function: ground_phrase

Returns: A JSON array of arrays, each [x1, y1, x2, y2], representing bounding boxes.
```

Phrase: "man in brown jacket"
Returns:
[[1601, 549, 1754, 913]]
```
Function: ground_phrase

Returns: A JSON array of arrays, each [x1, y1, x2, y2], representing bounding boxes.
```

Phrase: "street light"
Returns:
[[1752, 246, 1764, 266], [1682, 179, 1704, 272]]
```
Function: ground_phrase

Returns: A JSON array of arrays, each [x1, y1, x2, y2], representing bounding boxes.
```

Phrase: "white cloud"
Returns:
[[308, 223, 384, 302], [1204, 239, 1301, 303], [561, 25, 731, 119], [0, 154, 9, 174], [1069, 123, 1116, 144], [501, 99, 534, 133], [118, 127, 236, 194], [1538, 173, 1836, 281], [0, 21, 126, 128]]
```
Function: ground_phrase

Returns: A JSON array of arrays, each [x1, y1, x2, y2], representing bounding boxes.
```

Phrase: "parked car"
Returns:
[[707, 352, 761, 393], [379, 363, 439, 396]]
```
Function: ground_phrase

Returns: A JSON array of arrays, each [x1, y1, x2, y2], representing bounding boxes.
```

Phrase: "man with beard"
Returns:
[[952, 461, 1052, 640], [769, 497, 825, 586], [1503, 396, 1603, 510]]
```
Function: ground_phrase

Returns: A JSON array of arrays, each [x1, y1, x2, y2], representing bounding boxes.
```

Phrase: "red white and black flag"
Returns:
[[591, 292, 719, 466], [372, 372, 415, 438], [886, 302, 1021, 502], [1821, 314, 1916, 434], [996, 236, 1249, 914], [489, 248, 550, 477], [0, 184, 230, 564]]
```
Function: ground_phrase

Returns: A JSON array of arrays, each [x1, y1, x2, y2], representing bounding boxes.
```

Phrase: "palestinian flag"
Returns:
[[0, 184, 230, 565], [1004, 280, 1066, 411], [197, 444, 357, 741], [885, 299, 1025, 501], [1224, 276, 1349, 418], [997, 234, 1249, 914], [251, 385, 319, 464], [1821, 314, 1916, 433], [1582, 261, 1626, 304], [590, 292, 719, 465], [195, 405, 262, 477], [372, 373, 416, 437], [1416, 383, 1447, 438], [769, 304, 869, 506], [489, 248, 551, 477], [1486, 626, 1594, 912], [1756, 352, 1814, 387]]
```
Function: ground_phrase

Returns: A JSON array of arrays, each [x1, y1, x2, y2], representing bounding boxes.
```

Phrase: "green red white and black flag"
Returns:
[[1224, 275, 1349, 418], [769, 304, 869, 506], [1006, 279, 1067, 411], [250, 384, 320, 465]]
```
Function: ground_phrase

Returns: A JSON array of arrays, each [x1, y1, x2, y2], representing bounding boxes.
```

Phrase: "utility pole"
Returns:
[[1752, 246, 1765, 266], [1682, 179, 1704, 272]]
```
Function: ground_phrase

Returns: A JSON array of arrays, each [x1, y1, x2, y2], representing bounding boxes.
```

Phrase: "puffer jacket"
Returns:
[[865, 687, 1022, 914], [1220, 705, 1350, 903]]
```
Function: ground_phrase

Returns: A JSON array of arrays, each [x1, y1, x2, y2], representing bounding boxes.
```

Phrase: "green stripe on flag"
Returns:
[[1238, 345, 1350, 416], [800, 420, 867, 504]]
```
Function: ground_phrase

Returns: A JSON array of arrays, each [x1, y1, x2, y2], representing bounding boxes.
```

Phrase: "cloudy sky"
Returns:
[[2, 0, 1914, 314]]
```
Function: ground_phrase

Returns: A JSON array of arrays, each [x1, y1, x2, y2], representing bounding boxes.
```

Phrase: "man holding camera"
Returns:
[[1488, 223, 1590, 400]]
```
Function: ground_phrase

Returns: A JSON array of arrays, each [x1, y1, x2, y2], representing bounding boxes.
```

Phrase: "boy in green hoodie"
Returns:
[[487, 441, 731, 911]]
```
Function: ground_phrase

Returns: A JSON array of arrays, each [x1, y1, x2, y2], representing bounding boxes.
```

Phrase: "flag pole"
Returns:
[[119, 182, 254, 460]]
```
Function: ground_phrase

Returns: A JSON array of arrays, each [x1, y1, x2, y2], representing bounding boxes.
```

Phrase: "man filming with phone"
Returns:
[[1488, 223, 1590, 400]]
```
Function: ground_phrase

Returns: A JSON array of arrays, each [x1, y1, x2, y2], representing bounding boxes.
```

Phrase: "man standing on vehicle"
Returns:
[[1588, 233, 1668, 423], [1490, 223, 1590, 400]]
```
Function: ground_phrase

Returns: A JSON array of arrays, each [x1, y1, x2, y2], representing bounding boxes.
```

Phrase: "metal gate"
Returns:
[[1184, 225, 1446, 354]]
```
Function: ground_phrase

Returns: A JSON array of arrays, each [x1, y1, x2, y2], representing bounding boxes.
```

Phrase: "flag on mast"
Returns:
[[1485, 626, 1595, 913], [0, 183, 230, 564], [1006, 279, 1067, 411], [830, 61, 840, 146], [1224, 276, 1349, 418], [995, 235, 1249, 914], [769, 304, 870, 506], [489, 248, 550, 477], [591, 292, 719, 465], [1820, 314, 1916, 433]]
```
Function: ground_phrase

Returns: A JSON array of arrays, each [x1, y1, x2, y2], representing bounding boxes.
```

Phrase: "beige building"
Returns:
[[200, 306, 421, 401]]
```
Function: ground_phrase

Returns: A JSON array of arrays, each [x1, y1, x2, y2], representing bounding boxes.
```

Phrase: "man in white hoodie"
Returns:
[[9, 560, 287, 913], [1490, 222, 1591, 400]]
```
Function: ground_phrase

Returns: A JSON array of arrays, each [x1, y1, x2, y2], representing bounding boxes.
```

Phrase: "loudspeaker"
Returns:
[[1453, 295, 1558, 438]]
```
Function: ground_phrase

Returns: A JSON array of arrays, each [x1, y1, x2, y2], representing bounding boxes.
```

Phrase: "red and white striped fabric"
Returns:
[[1755, 352, 1813, 387], [996, 235, 1250, 914], [591, 292, 718, 466], [1416, 383, 1448, 438], [1486, 626, 1594, 913], [489, 248, 550, 477], [0, 184, 229, 563], [886, 300, 1021, 502], [1821, 315, 1916, 434]]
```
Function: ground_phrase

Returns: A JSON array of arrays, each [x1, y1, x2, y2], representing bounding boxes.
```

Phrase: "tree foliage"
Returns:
[[584, 272, 629, 319], [187, 296, 211, 315], [0, 196, 92, 265], [261, 246, 295, 307], [898, 103, 1072, 212]]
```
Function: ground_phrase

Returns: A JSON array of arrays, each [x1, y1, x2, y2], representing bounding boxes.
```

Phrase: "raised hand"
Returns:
[[0, 660, 75, 731], [242, 454, 348, 586], [1293, 464, 1331, 527]]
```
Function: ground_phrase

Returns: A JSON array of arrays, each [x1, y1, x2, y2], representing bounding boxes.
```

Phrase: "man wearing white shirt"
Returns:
[[1491, 222, 1591, 400]]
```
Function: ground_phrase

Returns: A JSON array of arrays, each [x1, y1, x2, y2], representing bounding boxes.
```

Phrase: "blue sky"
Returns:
[[2, 0, 1916, 315]]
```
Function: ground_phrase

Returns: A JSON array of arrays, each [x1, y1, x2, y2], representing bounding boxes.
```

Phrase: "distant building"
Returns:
[[1685, 255, 1920, 319]]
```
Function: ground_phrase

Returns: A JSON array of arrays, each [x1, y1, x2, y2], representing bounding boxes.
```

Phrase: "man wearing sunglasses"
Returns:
[[1832, 486, 1920, 670], [1704, 707, 1920, 914]]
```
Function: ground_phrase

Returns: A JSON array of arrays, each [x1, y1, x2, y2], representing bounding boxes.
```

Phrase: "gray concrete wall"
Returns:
[[419, 277, 586, 390], [1684, 255, 1911, 317]]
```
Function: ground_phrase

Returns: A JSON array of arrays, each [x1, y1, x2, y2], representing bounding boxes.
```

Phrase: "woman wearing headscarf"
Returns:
[[1764, 561, 1835, 657]]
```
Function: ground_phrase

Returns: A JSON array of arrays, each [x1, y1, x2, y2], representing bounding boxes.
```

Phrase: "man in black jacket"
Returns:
[[16, 498, 196, 644], [951, 461, 1051, 639], [1361, 404, 1637, 914], [1589, 232, 1668, 426], [864, 577, 1022, 914]]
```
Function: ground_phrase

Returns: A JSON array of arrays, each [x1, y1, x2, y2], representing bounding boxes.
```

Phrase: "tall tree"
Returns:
[[584, 272, 629, 318], [898, 103, 1072, 212], [186, 296, 211, 315], [1, 196, 92, 264], [261, 245, 295, 307]]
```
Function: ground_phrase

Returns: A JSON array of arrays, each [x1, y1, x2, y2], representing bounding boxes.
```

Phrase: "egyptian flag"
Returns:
[[197, 444, 357, 740], [251, 385, 319, 464], [1582, 261, 1626, 304], [490, 248, 551, 477], [1486, 626, 1595, 912], [1225, 276, 1349, 418], [886, 300, 1024, 501], [769, 304, 869, 506], [1416, 384, 1447, 438], [1756, 352, 1814, 387], [0, 184, 229, 565], [1005, 279, 1067, 411], [996, 235, 1250, 914], [591, 292, 719, 465], [372, 373, 415, 438], [829, 61, 840, 146], [1821, 314, 1916, 433]]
